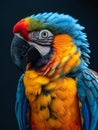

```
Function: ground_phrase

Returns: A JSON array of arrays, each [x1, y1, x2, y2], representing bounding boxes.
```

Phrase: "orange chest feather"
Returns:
[[24, 71, 82, 130]]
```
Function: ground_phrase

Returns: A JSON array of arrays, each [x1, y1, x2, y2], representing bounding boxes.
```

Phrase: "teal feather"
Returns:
[[77, 68, 98, 130], [91, 87, 98, 98], [15, 74, 29, 130], [92, 80, 98, 90], [82, 101, 90, 130]]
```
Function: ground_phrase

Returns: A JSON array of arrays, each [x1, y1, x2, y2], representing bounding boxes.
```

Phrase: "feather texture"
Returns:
[[15, 74, 29, 130], [77, 68, 98, 130], [24, 70, 82, 130]]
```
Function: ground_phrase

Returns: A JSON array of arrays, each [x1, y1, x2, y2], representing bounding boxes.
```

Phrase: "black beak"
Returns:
[[11, 35, 41, 72]]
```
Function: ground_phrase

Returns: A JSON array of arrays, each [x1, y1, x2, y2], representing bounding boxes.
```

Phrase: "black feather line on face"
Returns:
[[29, 39, 52, 47]]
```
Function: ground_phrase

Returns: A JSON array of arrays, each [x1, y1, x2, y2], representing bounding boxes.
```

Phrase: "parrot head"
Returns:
[[11, 12, 90, 77]]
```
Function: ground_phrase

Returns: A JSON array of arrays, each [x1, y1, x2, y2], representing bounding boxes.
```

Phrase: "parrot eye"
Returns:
[[39, 30, 53, 39], [40, 30, 48, 38], [28, 30, 53, 41]]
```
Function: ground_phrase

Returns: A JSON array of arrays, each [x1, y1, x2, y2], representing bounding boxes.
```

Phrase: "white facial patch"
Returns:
[[28, 41, 51, 56]]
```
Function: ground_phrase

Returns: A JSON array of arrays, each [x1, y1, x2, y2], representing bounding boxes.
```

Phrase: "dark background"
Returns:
[[0, 0, 97, 129]]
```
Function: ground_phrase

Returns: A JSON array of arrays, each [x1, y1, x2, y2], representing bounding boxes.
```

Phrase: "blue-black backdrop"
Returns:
[[0, 0, 97, 129]]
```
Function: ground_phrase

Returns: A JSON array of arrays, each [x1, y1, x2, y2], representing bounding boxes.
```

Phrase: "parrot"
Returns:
[[11, 12, 98, 130]]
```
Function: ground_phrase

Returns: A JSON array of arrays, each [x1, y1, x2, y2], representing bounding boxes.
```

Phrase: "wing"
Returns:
[[77, 68, 98, 130], [15, 74, 30, 130]]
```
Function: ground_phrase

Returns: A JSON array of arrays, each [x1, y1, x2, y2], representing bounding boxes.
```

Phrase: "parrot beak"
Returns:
[[11, 35, 41, 72]]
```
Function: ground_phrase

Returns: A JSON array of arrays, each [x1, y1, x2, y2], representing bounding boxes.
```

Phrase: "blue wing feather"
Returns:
[[15, 74, 30, 130], [77, 68, 98, 130], [22, 97, 28, 129], [82, 101, 90, 130]]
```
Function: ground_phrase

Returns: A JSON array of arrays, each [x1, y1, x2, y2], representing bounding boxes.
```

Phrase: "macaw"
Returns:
[[11, 12, 98, 130]]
